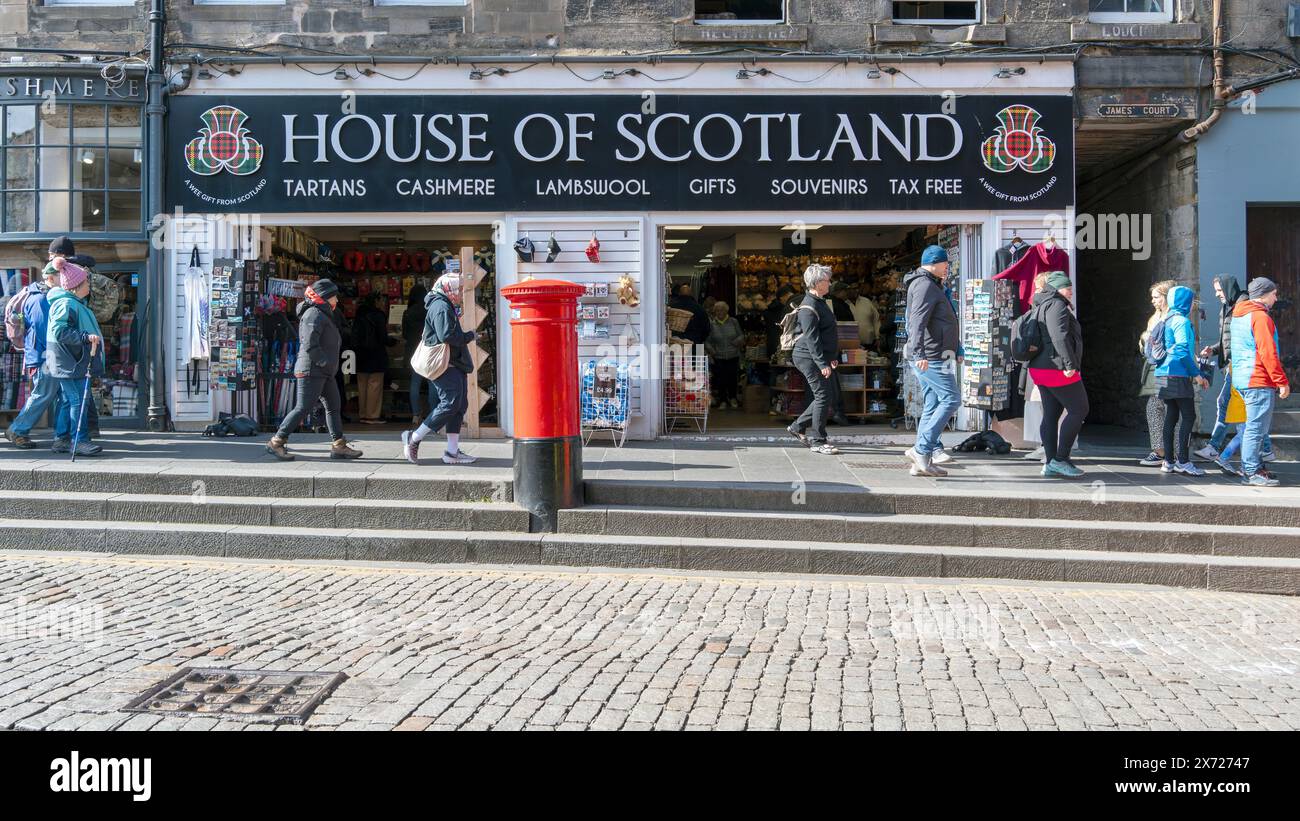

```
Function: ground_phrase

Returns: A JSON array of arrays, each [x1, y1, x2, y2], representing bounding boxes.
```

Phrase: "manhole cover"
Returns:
[[843, 461, 912, 470], [123, 668, 347, 724]]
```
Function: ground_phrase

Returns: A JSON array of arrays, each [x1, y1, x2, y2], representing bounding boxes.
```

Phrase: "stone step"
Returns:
[[560, 506, 1300, 560], [0, 491, 529, 532], [5, 520, 1297, 596], [584, 479, 1300, 527], [1270, 410, 1300, 434], [0, 465, 511, 503]]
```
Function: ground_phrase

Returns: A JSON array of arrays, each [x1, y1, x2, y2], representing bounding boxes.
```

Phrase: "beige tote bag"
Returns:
[[410, 339, 450, 380]]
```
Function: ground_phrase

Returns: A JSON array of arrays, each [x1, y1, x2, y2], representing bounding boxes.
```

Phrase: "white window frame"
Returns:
[[694, 1, 785, 25], [191, 0, 287, 6], [43, 0, 136, 6], [1088, 0, 1174, 23], [374, 0, 467, 6], [891, 1, 982, 26]]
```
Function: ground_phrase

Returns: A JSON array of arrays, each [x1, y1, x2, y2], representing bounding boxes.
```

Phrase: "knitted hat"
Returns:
[[1248, 277, 1278, 299], [56, 258, 89, 291], [921, 245, 948, 265], [310, 278, 339, 300], [1046, 271, 1072, 291], [48, 236, 75, 257]]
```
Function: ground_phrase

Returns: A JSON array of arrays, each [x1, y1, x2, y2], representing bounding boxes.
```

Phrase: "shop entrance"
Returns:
[[661, 222, 968, 435], [208, 222, 500, 437]]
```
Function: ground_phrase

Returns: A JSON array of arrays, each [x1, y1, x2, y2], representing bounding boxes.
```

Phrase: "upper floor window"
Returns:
[[374, 1, 467, 5], [1, 103, 144, 234], [43, 1, 136, 6], [191, 1, 287, 5], [695, 1, 784, 24], [1089, 0, 1172, 22], [892, 2, 981, 25]]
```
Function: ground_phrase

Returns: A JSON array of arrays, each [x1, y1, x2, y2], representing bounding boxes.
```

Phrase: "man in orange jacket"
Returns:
[[1230, 277, 1291, 486]]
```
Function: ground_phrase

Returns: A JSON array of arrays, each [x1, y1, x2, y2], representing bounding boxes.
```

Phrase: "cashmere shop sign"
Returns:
[[167, 93, 1074, 213]]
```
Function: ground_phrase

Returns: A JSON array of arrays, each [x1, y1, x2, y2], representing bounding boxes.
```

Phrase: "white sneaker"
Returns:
[[442, 450, 477, 465], [1160, 461, 1176, 473], [400, 430, 420, 465], [1023, 446, 1045, 461], [1175, 461, 1206, 477], [931, 449, 955, 465], [1194, 444, 1220, 461], [903, 447, 927, 471]]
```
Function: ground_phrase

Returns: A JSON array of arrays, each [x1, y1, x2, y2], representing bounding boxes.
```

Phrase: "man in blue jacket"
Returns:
[[902, 245, 963, 477], [3, 237, 73, 450]]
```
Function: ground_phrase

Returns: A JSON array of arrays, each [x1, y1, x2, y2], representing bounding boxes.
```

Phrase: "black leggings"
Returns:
[[276, 374, 344, 441], [1162, 396, 1196, 464], [1039, 380, 1089, 464]]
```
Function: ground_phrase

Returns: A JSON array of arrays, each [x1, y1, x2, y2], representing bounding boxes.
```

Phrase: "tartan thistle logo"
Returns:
[[184, 106, 264, 176], [980, 105, 1056, 174]]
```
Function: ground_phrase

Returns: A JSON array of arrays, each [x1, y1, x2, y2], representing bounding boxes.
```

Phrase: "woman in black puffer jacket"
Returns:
[[265, 279, 363, 461]]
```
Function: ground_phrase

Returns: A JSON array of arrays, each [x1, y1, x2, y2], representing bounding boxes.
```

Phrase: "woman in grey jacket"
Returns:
[[266, 279, 363, 461], [401, 273, 478, 465], [706, 301, 745, 409]]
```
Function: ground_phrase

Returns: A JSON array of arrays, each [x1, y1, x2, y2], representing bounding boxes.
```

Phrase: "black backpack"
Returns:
[[1010, 303, 1045, 364]]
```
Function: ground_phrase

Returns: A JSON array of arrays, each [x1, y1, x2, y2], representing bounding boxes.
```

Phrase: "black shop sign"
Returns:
[[166, 93, 1074, 213]]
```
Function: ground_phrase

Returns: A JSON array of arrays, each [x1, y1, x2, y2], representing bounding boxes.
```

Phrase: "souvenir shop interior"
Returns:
[[661, 222, 980, 434], [192, 223, 498, 435]]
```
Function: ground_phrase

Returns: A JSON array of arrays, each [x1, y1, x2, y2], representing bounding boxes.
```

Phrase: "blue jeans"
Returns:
[[54, 376, 92, 443], [421, 368, 468, 436], [1241, 387, 1277, 477], [9, 368, 69, 439], [912, 360, 960, 457], [1208, 374, 1232, 450]]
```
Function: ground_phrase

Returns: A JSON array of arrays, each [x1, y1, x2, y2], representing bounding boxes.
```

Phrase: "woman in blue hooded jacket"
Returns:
[[1156, 285, 1209, 475]]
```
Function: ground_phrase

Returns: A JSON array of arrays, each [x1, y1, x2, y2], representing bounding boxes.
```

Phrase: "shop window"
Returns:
[[892, 1, 981, 24], [1088, 0, 1172, 23], [0, 102, 143, 234], [695, 1, 784, 24]]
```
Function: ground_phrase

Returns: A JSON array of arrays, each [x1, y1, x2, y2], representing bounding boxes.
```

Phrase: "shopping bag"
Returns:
[[410, 339, 450, 380], [1225, 386, 1246, 424]]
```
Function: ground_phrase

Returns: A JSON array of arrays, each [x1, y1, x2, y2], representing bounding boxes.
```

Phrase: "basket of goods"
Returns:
[[667, 307, 694, 333]]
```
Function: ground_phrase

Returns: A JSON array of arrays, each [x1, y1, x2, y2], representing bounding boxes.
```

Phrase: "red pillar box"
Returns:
[[501, 279, 587, 531]]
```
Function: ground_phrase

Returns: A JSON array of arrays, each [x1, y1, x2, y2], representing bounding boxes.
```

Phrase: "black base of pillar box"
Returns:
[[513, 436, 584, 532]]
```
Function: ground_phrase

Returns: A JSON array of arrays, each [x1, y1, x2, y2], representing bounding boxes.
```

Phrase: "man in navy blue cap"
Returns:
[[902, 245, 962, 477]]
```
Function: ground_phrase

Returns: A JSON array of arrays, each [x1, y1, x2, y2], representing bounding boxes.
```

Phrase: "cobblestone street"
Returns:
[[2, 552, 1299, 731]]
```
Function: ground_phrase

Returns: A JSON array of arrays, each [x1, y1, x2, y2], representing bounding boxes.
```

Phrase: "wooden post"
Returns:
[[458, 246, 491, 438]]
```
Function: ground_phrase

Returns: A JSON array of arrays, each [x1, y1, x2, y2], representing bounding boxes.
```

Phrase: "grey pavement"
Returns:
[[1, 551, 1298, 731], [2, 427, 1296, 505]]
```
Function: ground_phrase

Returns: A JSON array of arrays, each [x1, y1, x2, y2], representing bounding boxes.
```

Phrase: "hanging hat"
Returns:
[[585, 233, 601, 263], [513, 236, 535, 262], [546, 233, 561, 263]]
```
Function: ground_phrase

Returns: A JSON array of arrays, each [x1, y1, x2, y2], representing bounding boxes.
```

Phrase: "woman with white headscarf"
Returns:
[[400, 273, 478, 465]]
